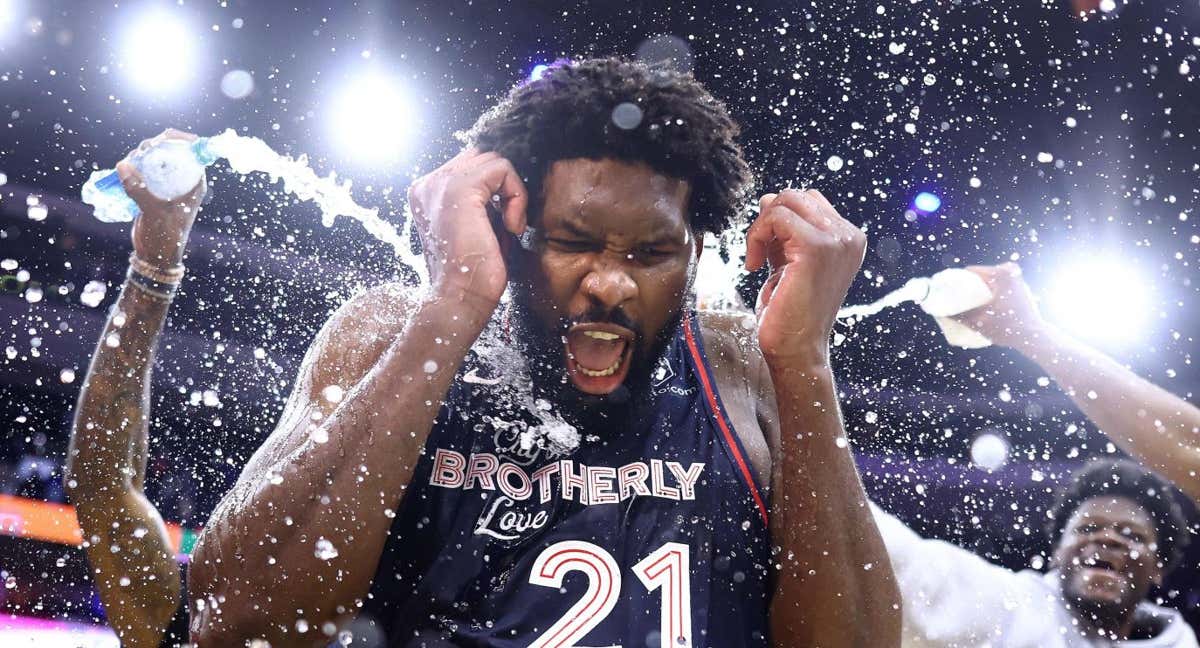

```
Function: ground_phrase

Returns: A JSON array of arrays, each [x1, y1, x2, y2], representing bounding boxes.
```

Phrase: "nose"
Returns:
[[1087, 527, 1130, 550], [581, 258, 638, 312]]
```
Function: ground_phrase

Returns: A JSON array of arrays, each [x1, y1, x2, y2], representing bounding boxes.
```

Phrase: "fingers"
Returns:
[[745, 200, 824, 272], [475, 157, 528, 235], [770, 189, 860, 242], [965, 262, 1024, 292], [116, 159, 153, 204]]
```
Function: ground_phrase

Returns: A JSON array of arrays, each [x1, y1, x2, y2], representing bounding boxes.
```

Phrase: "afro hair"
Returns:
[[461, 57, 754, 238]]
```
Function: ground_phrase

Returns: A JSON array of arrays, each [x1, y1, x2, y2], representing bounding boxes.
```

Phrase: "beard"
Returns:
[[506, 282, 685, 434], [1061, 574, 1140, 637]]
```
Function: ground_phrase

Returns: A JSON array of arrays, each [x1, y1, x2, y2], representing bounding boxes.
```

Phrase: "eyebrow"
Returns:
[[552, 215, 685, 244]]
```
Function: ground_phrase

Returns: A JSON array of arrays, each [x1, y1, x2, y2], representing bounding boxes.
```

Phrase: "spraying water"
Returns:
[[837, 268, 995, 348], [836, 277, 932, 320], [81, 129, 428, 284]]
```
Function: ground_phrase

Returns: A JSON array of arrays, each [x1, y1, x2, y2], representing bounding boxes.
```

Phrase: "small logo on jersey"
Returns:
[[462, 367, 503, 385], [651, 357, 675, 387]]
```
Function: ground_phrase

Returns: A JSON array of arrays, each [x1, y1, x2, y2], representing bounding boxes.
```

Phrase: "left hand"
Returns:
[[746, 189, 866, 366], [118, 129, 208, 270]]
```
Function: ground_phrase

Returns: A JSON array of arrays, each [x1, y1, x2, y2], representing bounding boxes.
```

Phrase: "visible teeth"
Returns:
[[578, 357, 622, 377], [583, 331, 621, 340]]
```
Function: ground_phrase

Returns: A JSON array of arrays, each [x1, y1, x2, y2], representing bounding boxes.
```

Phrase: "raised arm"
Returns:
[[187, 148, 529, 646], [746, 189, 901, 647], [956, 263, 1200, 502], [64, 130, 205, 648]]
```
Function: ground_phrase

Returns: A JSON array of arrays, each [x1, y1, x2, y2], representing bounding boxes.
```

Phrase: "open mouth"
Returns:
[[563, 323, 636, 395], [1078, 555, 1127, 588]]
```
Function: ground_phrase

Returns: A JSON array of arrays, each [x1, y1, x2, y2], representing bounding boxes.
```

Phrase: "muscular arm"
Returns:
[[1017, 325, 1200, 502], [188, 284, 494, 646], [64, 283, 180, 648], [743, 189, 900, 647], [764, 352, 901, 647], [955, 263, 1200, 503]]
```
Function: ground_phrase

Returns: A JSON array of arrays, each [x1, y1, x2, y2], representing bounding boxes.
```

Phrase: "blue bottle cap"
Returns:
[[94, 171, 124, 192]]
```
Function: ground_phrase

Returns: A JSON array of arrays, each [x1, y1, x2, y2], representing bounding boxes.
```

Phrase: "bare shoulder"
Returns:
[[230, 281, 417, 489], [307, 281, 418, 391], [696, 309, 776, 485]]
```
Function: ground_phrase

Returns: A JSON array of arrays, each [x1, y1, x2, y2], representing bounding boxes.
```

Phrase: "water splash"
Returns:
[[836, 277, 931, 320], [203, 129, 428, 284]]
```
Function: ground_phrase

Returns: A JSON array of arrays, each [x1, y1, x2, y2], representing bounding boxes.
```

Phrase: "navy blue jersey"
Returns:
[[363, 312, 771, 648]]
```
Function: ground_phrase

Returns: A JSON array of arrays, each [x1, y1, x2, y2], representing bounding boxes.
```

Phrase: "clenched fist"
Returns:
[[407, 148, 528, 311], [746, 189, 866, 366]]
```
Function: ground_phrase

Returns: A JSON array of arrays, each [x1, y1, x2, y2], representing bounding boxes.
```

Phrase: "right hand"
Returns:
[[406, 148, 528, 310], [117, 129, 207, 270], [953, 262, 1047, 348]]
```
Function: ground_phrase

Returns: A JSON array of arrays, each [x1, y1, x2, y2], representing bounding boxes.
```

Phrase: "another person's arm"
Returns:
[[747, 189, 901, 647], [957, 263, 1200, 502], [188, 149, 528, 646], [64, 130, 205, 648]]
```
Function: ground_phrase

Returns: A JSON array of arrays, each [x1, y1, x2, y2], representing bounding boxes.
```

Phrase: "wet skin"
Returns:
[[1053, 495, 1163, 637], [510, 158, 696, 397], [508, 157, 773, 479]]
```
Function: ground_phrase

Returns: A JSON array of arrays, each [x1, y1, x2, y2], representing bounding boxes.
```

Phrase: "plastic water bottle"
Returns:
[[81, 138, 218, 223], [917, 268, 994, 348]]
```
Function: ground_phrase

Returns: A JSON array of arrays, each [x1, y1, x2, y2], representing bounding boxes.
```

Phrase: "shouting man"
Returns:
[[190, 57, 899, 647]]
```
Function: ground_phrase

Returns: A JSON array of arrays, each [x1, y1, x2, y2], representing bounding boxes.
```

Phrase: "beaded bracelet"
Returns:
[[125, 266, 177, 302], [129, 253, 185, 284]]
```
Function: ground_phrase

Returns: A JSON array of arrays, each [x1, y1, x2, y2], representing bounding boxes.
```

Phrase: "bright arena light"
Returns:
[[1044, 257, 1153, 345], [120, 10, 198, 96], [0, 0, 18, 38], [914, 191, 942, 213], [970, 431, 1010, 471], [328, 71, 417, 167]]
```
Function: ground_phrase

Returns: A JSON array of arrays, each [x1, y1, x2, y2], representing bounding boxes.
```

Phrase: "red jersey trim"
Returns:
[[682, 314, 770, 527]]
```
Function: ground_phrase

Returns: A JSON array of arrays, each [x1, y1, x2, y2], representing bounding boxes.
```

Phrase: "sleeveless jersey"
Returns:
[[363, 312, 772, 648]]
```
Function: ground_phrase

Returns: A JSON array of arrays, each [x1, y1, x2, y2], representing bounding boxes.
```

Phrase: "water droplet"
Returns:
[[314, 538, 339, 560], [80, 280, 107, 307], [322, 385, 344, 403], [611, 102, 644, 130], [826, 155, 844, 172], [423, 360, 439, 373]]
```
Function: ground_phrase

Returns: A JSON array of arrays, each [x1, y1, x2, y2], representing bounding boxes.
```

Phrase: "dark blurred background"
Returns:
[[0, 0, 1197, 639]]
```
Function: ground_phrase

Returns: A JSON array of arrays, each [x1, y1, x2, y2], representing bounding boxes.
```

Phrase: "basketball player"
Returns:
[[954, 262, 1200, 503], [189, 58, 901, 646], [875, 459, 1196, 646], [64, 130, 205, 647]]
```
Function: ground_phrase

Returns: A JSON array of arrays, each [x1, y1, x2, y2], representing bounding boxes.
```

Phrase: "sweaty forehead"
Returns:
[[1069, 496, 1155, 534], [540, 158, 691, 233]]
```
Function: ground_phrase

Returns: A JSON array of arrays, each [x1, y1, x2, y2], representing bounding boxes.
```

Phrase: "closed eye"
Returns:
[[547, 238, 597, 253], [635, 246, 674, 262]]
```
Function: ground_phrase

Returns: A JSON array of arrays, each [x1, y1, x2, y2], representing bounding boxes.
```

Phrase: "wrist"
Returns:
[[1009, 321, 1060, 357], [763, 337, 830, 369], [130, 252, 185, 281], [418, 287, 498, 332]]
